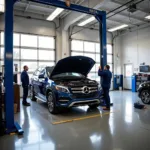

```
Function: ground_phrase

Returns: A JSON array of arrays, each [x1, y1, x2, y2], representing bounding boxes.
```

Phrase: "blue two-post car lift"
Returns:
[[4, 0, 107, 134]]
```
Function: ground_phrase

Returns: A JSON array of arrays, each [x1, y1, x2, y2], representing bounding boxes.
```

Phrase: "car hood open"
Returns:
[[50, 56, 95, 78]]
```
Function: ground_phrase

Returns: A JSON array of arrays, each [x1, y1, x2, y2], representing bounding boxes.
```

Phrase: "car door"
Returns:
[[37, 67, 48, 101], [38, 68, 46, 95]]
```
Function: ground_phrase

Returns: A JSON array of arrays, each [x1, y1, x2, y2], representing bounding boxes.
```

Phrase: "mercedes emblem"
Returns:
[[83, 86, 89, 94]]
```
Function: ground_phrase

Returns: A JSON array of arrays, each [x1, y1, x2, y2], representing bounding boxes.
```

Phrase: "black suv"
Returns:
[[138, 81, 150, 104], [30, 56, 103, 113]]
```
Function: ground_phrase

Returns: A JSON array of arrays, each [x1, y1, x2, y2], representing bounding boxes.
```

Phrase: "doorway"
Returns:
[[124, 64, 133, 90]]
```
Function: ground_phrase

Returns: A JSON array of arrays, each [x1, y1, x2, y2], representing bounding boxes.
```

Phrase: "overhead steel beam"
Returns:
[[63, 0, 109, 30], [28, 0, 105, 16]]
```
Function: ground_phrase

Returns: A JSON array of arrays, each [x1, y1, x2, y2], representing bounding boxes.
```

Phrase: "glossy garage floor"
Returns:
[[1, 91, 150, 150]]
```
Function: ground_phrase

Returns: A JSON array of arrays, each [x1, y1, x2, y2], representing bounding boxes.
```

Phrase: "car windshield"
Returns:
[[52, 72, 85, 79], [46, 66, 54, 77]]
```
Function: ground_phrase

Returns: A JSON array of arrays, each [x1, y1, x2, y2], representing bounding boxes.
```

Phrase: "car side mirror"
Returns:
[[38, 74, 44, 79]]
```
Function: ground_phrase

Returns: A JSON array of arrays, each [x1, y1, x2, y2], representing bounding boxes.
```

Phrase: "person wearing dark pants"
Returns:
[[21, 65, 30, 106], [98, 65, 112, 110]]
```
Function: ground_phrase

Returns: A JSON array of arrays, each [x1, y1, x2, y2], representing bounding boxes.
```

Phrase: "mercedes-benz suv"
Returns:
[[30, 56, 103, 114]]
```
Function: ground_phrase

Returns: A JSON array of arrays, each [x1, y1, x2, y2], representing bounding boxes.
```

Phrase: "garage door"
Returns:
[[71, 39, 113, 90], [0, 31, 56, 83]]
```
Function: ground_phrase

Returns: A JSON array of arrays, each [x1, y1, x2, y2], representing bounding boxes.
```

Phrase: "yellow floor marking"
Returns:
[[52, 111, 115, 125], [10, 133, 16, 135]]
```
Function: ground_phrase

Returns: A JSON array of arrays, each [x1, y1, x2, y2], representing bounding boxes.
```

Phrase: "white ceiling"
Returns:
[[13, 0, 150, 31]]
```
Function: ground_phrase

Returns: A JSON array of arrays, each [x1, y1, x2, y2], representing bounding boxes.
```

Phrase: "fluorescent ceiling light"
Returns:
[[78, 16, 95, 26], [0, 0, 5, 12], [145, 15, 150, 19], [47, 8, 64, 21], [108, 24, 128, 32]]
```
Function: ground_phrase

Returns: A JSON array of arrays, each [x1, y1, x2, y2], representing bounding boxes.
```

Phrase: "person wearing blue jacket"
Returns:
[[98, 65, 112, 110], [21, 65, 30, 106]]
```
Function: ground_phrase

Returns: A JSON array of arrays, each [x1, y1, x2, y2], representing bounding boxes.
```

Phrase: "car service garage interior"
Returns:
[[1, 0, 150, 150]]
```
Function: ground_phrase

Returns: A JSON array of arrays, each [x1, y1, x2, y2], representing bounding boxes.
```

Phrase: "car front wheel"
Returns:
[[47, 92, 58, 114], [140, 90, 150, 104]]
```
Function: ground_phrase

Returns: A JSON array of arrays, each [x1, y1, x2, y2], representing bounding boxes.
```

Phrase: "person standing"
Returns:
[[98, 65, 112, 110], [21, 65, 30, 106]]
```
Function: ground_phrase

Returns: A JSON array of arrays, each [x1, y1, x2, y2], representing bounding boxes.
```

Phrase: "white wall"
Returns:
[[113, 36, 122, 75], [118, 26, 150, 74], [71, 27, 112, 44]]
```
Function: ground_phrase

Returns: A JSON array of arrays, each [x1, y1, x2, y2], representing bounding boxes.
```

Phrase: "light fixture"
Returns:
[[145, 15, 150, 19], [78, 16, 95, 26], [108, 24, 128, 32], [47, 8, 64, 21], [0, 0, 5, 12]]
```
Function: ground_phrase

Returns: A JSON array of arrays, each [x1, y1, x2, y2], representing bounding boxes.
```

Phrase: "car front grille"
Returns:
[[71, 86, 98, 94], [70, 86, 98, 99]]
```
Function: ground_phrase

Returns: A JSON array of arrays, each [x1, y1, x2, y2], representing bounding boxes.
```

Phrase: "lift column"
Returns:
[[96, 12, 107, 70], [4, 0, 15, 132]]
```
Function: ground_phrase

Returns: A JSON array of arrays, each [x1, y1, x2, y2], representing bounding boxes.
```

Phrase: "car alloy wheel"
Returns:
[[141, 90, 150, 104], [47, 92, 58, 114], [47, 93, 54, 112]]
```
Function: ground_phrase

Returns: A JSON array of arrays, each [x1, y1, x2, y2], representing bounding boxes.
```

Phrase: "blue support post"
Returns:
[[4, 0, 15, 133], [101, 13, 107, 68], [96, 13, 107, 69]]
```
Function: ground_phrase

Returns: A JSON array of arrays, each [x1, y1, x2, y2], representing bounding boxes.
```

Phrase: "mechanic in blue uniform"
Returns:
[[21, 65, 30, 106], [98, 65, 112, 110]]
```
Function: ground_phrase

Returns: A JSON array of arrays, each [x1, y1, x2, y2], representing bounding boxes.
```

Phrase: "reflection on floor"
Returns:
[[1, 91, 150, 150]]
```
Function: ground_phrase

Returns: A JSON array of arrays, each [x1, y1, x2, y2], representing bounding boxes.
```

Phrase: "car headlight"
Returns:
[[55, 85, 70, 93]]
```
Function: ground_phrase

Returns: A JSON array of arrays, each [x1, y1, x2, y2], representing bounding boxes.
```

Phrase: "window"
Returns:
[[0, 31, 56, 79], [84, 53, 95, 60], [71, 39, 113, 82], [21, 49, 37, 60], [0, 60, 20, 72], [96, 43, 100, 53], [71, 52, 83, 56], [0, 32, 20, 46], [14, 33, 20, 46], [1, 47, 20, 60], [0, 32, 4, 45], [39, 36, 55, 49], [21, 34, 37, 47], [71, 40, 83, 51], [21, 61, 37, 72], [107, 54, 112, 63], [14, 48, 20, 59], [125, 64, 133, 77], [107, 44, 112, 54], [96, 54, 100, 63], [39, 62, 55, 67], [39, 50, 55, 61], [0, 0, 4, 12], [84, 42, 95, 52]]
